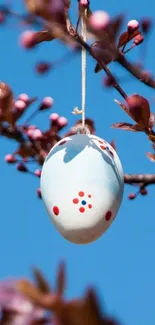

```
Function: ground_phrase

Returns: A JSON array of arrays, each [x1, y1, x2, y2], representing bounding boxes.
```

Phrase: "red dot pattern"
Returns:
[[100, 145, 106, 150], [79, 207, 85, 213], [79, 191, 84, 197], [105, 211, 112, 221], [53, 206, 59, 216], [109, 150, 114, 156], [72, 192, 93, 213], [73, 198, 79, 204]]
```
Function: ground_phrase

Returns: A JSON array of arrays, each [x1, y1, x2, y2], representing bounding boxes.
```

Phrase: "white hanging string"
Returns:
[[72, 9, 87, 132], [81, 9, 87, 129]]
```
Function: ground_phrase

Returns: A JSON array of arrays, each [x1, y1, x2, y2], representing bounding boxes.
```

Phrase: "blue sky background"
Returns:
[[0, 1, 155, 324]]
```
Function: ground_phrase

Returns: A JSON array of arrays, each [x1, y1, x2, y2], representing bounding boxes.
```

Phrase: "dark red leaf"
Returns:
[[56, 262, 66, 296], [126, 94, 151, 126], [33, 268, 51, 294], [146, 152, 155, 162], [111, 122, 145, 132], [0, 82, 15, 125], [118, 30, 141, 48]]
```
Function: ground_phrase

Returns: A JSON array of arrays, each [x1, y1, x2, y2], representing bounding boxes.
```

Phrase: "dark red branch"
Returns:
[[117, 52, 155, 88], [124, 173, 155, 186]]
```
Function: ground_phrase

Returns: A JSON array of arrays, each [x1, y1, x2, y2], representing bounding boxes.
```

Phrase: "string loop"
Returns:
[[72, 9, 87, 133]]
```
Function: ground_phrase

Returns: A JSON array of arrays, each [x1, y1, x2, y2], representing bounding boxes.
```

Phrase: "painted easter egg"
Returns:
[[40, 133, 124, 244]]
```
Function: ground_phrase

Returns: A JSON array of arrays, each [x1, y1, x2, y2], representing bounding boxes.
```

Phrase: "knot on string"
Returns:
[[72, 124, 90, 135]]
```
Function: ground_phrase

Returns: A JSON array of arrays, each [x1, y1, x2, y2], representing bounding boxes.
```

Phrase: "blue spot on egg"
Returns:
[[81, 200, 87, 205]]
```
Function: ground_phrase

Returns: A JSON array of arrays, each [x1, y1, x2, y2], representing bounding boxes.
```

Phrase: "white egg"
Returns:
[[40, 133, 124, 244]]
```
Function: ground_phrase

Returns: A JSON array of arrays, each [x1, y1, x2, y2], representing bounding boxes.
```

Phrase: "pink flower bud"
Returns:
[[40, 97, 54, 110], [28, 129, 43, 140], [128, 193, 136, 200], [140, 188, 148, 195], [16, 163, 28, 172], [134, 34, 144, 45], [37, 188, 42, 199], [29, 125, 36, 130], [79, 0, 89, 7], [89, 11, 110, 30], [15, 100, 27, 111], [19, 30, 37, 49], [49, 113, 59, 121], [127, 20, 139, 32], [35, 62, 51, 74], [57, 116, 68, 128], [5, 154, 16, 163], [18, 93, 29, 103], [34, 169, 42, 177]]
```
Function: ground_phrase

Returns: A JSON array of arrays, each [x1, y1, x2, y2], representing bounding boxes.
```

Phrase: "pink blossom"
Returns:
[[34, 169, 42, 177], [40, 97, 54, 110], [15, 100, 27, 111], [127, 20, 139, 32], [57, 116, 68, 127], [79, 0, 88, 7], [19, 30, 37, 49], [37, 188, 42, 198], [49, 113, 59, 121], [5, 154, 16, 163], [27, 129, 43, 140], [89, 10, 110, 30], [134, 34, 144, 45], [18, 93, 29, 103]]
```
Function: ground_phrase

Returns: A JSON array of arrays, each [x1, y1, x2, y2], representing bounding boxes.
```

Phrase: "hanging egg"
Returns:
[[40, 133, 124, 244]]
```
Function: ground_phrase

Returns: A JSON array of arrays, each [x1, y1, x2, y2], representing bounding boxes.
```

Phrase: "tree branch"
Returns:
[[117, 52, 155, 88], [124, 173, 155, 186]]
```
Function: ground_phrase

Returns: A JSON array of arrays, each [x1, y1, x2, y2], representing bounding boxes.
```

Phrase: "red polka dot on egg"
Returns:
[[53, 206, 59, 216], [105, 211, 112, 221], [79, 207, 85, 213], [100, 145, 106, 150], [73, 198, 79, 204], [79, 191, 84, 197]]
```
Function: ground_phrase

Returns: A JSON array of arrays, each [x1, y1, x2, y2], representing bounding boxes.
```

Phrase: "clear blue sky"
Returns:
[[0, 1, 155, 324]]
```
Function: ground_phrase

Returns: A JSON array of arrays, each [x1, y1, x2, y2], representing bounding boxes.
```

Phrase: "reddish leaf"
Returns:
[[118, 30, 141, 48], [33, 268, 51, 294], [126, 94, 151, 126], [148, 134, 155, 143], [56, 262, 66, 296], [58, 289, 103, 325], [146, 152, 155, 162], [110, 140, 116, 150], [33, 30, 57, 44], [111, 122, 145, 132], [0, 82, 15, 125]]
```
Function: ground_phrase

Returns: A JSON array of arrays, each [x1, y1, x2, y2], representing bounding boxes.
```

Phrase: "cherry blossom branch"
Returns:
[[124, 173, 155, 186], [117, 52, 155, 88]]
